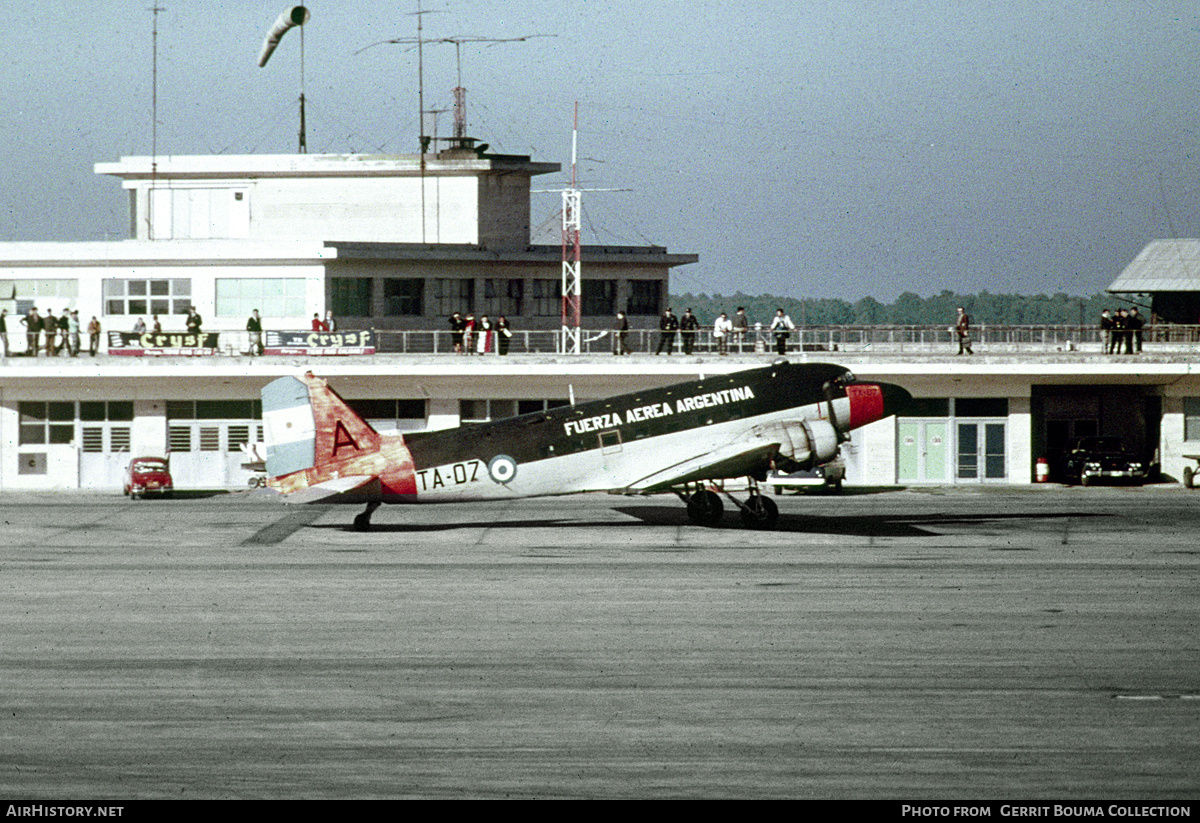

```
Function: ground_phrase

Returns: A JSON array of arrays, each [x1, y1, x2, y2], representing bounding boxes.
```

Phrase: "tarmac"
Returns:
[[1, 485, 1197, 799]]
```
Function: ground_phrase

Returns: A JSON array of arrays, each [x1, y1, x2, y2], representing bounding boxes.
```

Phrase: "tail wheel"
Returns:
[[740, 494, 779, 529], [686, 489, 723, 527]]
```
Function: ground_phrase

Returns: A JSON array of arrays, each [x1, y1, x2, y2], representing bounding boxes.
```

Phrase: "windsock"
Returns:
[[257, 6, 310, 68]]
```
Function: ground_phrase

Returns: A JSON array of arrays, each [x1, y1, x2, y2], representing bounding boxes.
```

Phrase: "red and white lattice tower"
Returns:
[[561, 103, 582, 354]]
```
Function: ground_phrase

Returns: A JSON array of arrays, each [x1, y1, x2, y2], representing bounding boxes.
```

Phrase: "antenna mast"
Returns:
[[147, 5, 164, 240], [298, 20, 306, 153], [561, 103, 582, 354]]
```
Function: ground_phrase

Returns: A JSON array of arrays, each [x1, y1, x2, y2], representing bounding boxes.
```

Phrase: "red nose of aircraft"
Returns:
[[845, 381, 912, 430]]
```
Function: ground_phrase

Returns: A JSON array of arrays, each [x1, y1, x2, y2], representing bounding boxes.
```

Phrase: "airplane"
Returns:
[[260, 361, 911, 530]]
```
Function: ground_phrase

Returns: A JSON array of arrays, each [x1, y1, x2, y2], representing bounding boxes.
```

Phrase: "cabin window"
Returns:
[[599, 430, 622, 454]]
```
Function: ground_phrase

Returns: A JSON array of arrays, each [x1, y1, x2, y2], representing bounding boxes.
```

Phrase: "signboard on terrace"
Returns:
[[263, 330, 375, 356]]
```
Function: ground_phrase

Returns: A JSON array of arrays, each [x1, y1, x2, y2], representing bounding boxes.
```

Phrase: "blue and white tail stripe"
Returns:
[[262, 375, 317, 478]]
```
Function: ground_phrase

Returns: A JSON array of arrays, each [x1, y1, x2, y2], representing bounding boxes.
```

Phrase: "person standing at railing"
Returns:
[[475, 315, 492, 354], [1127, 307, 1144, 354], [22, 307, 41, 356], [1100, 309, 1114, 354], [679, 308, 700, 355], [655, 308, 678, 355], [1112, 308, 1128, 356], [246, 309, 264, 356], [769, 308, 795, 356], [495, 315, 512, 355], [713, 311, 733, 356], [733, 307, 749, 353], [449, 312, 466, 354], [463, 314, 476, 354], [0, 308, 8, 357], [87, 316, 101, 357], [954, 306, 974, 355], [613, 311, 630, 355], [68, 310, 81, 357]]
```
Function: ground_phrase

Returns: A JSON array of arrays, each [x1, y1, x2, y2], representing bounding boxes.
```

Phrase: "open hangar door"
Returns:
[[1031, 385, 1161, 482]]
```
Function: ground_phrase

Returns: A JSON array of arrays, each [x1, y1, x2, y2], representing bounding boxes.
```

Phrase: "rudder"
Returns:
[[262, 372, 382, 482]]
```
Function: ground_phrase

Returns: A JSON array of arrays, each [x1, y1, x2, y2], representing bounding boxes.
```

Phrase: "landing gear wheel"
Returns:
[[739, 494, 779, 529], [1184, 466, 1194, 489], [685, 489, 723, 527], [353, 500, 382, 532]]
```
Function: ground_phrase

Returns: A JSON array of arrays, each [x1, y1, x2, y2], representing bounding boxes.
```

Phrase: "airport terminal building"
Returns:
[[2, 147, 1200, 493]]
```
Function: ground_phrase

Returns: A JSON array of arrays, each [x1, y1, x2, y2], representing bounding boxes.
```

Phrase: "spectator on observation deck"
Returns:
[[655, 308, 678, 355], [769, 308, 795, 356], [714, 311, 733, 356], [246, 309, 264, 356], [679, 308, 700, 355], [495, 315, 512, 355], [954, 306, 974, 355]]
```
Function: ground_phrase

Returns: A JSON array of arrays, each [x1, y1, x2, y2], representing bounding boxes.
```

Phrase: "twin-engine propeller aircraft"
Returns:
[[261, 362, 911, 530]]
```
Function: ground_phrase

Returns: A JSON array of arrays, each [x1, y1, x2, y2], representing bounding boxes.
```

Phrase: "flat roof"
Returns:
[[95, 152, 560, 182]]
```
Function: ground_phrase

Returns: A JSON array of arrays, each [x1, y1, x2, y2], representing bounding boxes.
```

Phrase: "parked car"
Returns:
[[1063, 437, 1146, 486], [124, 457, 174, 499]]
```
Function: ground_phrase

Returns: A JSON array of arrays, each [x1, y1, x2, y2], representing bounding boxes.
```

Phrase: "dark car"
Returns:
[[124, 457, 174, 499], [1063, 437, 1146, 486]]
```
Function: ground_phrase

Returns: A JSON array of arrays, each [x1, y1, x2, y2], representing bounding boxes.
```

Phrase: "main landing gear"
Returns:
[[353, 500, 381, 532], [678, 481, 780, 530]]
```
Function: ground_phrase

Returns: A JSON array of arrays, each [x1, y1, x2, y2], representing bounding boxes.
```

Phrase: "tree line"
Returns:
[[667, 290, 1132, 326]]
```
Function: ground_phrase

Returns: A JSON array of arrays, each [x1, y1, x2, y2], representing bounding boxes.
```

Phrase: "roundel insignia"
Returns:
[[488, 454, 518, 484]]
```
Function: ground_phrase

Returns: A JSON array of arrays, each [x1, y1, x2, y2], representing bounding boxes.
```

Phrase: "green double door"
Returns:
[[899, 420, 1006, 483]]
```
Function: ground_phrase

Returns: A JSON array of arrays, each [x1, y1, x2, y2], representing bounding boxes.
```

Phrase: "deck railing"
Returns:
[[368, 324, 1200, 356], [4, 324, 1197, 358]]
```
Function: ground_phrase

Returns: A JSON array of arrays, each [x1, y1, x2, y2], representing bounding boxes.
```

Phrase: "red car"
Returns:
[[124, 457, 174, 499]]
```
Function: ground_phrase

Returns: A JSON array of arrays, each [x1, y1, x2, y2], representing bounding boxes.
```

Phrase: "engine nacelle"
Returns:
[[757, 418, 840, 472]]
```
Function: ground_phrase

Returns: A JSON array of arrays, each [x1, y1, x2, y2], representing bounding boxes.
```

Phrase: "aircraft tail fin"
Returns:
[[262, 372, 384, 492]]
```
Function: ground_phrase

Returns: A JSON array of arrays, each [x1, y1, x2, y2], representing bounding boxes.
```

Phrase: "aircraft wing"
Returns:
[[279, 475, 382, 504], [621, 442, 780, 493]]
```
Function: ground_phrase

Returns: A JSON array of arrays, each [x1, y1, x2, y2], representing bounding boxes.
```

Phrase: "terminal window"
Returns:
[[384, 279, 424, 316], [18, 402, 74, 446], [627, 280, 662, 315], [481, 278, 523, 317], [531, 280, 561, 316], [105, 278, 191, 316], [331, 278, 372, 317], [433, 279, 475, 316], [215, 278, 304, 318], [345, 399, 427, 430], [582, 280, 617, 316]]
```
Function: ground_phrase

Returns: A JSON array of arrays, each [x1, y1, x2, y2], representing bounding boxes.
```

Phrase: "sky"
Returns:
[[3, 0, 1200, 302]]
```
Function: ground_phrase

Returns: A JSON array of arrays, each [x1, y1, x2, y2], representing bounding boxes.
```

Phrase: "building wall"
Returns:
[[477, 173, 533, 251], [1, 245, 331, 337]]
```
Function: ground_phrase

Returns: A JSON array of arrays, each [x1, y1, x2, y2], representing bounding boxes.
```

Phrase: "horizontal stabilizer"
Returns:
[[623, 442, 780, 493], [281, 475, 381, 504]]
